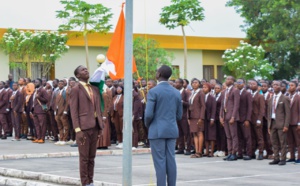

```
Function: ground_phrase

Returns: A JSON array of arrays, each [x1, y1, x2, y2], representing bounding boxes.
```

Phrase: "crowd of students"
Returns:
[[0, 74, 299, 166]]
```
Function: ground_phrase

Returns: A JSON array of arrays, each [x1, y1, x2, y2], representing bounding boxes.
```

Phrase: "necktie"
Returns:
[[272, 95, 277, 115], [224, 88, 229, 112], [87, 85, 95, 107]]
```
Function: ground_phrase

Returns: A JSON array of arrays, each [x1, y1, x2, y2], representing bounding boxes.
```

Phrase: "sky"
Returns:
[[0, 0, 246, 38]]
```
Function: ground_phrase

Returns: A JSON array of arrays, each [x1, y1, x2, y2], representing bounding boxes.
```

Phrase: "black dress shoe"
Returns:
[[227, 154, 238, 161], [237, 156, 243, 159], [257, 154, 264, 160], [184, 151, 191, 155], [1, 135, 7, 140], [269, 160, 280, 165], [278, 161, 286, 166], [243, 156, 252, 160], [175, 151, 184, 154], [70, 143, 78, 147], [286, 159, 295, 163], [223, 154, 232, 161], [6, 133, 12, 137], [251, 155, 256, 159]]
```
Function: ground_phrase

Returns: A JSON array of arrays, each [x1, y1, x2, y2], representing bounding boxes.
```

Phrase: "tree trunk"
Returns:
[[84, 23, 90, 72], [181, 25, 188, 79]]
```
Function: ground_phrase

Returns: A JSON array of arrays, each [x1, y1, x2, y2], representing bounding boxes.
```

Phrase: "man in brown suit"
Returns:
[[70, 65, 103, 186], [236, 78, 252, 160], [5, 81, 13, 137], [268, 80, 290, 166], [32, 78, 49, 144], [0, 81, 9, 140], [286, 81, 300, 164], [11, 82, 24, 141], [220, 76, 240, 161], [250, 80, 265, 160], [175, 78, 191, 155], [132, 88, 143, 149]]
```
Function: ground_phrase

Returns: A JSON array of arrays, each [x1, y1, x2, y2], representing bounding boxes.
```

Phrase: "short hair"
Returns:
[[0, 81, 4, 85], [290, 81, 298, 87], [69, 77, 76, 81], [176, 78, 184, 85], [74, 65, 83, 76], [148, 79, 157, 86], [281, 81, 288, 87], [53, 79, 59, 83], [13, 82, 18, 85], [19, 78, 25, 82], [191, 78, 201, 84], [59, 80, 64, 83], [158, 65, 172, 79], [203, 82, 211, 91], [36, 78, 42, 84], [183, 79, 189, 85], [227, 76, 236, 82], [237, 78, 245, 83]]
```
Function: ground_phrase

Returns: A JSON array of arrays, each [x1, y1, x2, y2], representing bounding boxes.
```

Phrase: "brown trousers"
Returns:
[[251, 123, 264, 154], [48, 110, 58, 139], [177, 118, 191, 152], [33, 114, 47, 140], [21, 114, 28, 136], [132, 120, 140, 148], [237, 122, 252, 156], [11, 112, 22, 138], [78, 125, 99, 185], [270, 120, 287, 161], [0, 114, 8, 135], [287, 125, 300, 160], [216, 120, 227, 152], [6, 110, 13, 134], [113, 111, 123, 143], [263, 118, 273, 155], [55, 114, 69, 141], [224, 120, 239, 154]]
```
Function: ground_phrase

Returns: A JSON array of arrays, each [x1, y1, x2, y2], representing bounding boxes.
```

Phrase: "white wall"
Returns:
[[55, 46, 107, 79], [0, 50, 9, 81], [168, 49, 203, 81]]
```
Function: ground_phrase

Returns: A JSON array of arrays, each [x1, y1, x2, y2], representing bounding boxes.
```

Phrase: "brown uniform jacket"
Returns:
[[239, 89, 252, 123], [102, 88, 112, 118], [251, 92, 265, 124], [220, 86, 240, 121], [181, 88, 190, 119], [289, 94, 300, 125], [111, 94, 124, 118], [55, 89, 68, 116], [267, 94, 290, 129], [188, 90, 205, 120], [133, 90, 143, 121], [215, 93, 223, 120], [263, 91, 272, 120], [205, 94, 216, 120], [33, 88, 49, 114], [0, 89, 9, 114], [11, 90, 24, 113]]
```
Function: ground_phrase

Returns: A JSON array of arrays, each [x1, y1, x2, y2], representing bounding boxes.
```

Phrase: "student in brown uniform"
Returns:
[[214, 83, 227, 157], [261, 81, 273, 159], [68, 77, 77, 145], [250, 80, 265, 160], [49, 79, 59, 142], [111, 85, 124, 149], [175, 78, 191, 155], [0, 81, 9, 140], [18, 78, 28, 139], [25, 82, 35, 140], [10, 82, 24, 141], [132, 86, 143, 149], [286, 81, 300, 164], [32, 78, 49, 144], [236, 78, 252, 160], [70, 65, 103, 186], [4, 81, 13, 137], [188, 78, 206, 158], [202, 83, 217, 157], [220, 76, 240, 161], [45, 81, 54, 140], [97, 85, 112, 149], [268, 80, 290, 166]]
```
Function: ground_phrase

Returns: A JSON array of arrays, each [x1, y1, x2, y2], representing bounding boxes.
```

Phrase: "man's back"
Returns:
[[145, 81, 182, 139]]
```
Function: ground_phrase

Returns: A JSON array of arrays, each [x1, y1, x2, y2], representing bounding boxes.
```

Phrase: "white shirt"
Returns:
[[263, 91, 269, 101], [179, 88, 184, 94], [157, 81, 168, 85], [0, 88, 4, 93], [190, 88, 200, 104], [290, 93, 296, 104], [205, 93, 209, 103], [114, 94, 122, 110], [215, 93, 221, 101], [252, 90, 258, 98], [240, 88, 244, 95], [271, 92, 282, 119]]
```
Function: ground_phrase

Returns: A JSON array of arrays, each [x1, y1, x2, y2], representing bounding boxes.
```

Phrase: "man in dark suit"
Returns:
[[0, 81, 9, 140], [11, 82, 24, 141], [174, 78, 191, 155], [70, 65, 103, 186], [32, 78, 49, 144], [145, 65, 182, 186], [220, 76, 240, 161], [268, 80, 290, 166], [236, 78, 252, 160]]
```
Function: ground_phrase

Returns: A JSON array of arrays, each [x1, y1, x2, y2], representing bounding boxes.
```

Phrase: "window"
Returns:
[[217, 65, 224, 82], [9, 62, 26, 81], [203, 65, 214, 80]]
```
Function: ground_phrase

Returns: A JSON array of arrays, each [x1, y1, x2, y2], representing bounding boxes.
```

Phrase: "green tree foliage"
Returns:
[[133, 37, 175, 80], [227, 0, 300, 79], [159, 0, 205, 78], [56, 0, 112, 71], [222, 40, 274, 80], [0, 28, 69, 76]]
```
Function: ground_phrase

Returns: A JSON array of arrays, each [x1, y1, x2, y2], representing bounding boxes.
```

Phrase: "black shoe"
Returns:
[[1, 135, 7, 140], [184, 151, 191, 155], [269, 160, 280, 165], [227, 154, 238, 161], [143, 144, 150, 148], [175, 150, 184, 154], [191, 150, 196, 154], [286, 159, 295, 163], [257, 154, 264, 160], [223, 154, 232, 161], [111, 140, 116, 144], [278, 161, 286, 166], [21, 135, 27, 139], [6, 133, 12, 137], [70, 143, 78, 147], [251, 154, 256, 159], [243, 155, 252, 160], [237, 156, 243, 160]]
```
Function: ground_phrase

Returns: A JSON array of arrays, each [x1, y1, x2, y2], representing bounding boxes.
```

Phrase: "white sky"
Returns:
[[0, 0, 246, 38]]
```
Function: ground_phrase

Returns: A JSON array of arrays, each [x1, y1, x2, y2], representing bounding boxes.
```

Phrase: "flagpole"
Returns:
[[123, 0, 133, 185]]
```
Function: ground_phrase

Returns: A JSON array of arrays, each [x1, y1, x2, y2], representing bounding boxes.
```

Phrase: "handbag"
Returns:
[[37, 99, 48, 112]]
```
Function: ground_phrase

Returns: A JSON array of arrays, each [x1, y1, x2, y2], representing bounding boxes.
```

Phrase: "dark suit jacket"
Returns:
[[238, 90, 252, 123], [251, 92, 265, 124], [188, 90, 205, 120], [0, 90, 9, 114], [133, 90, 143, 120], [6, 89, 13, 109], [205, 94, 216, 120], [215, 93, 223, 121], [220, 87, 240, 121], [111, 94, 124, 118], [290, 94, 300, 125], [181, 89, 190, 119], [12, 91, 24, 113], [33, 88, 49, 114], [263, 91, 272, 120], [267, 94, 290, 129], [70, 83, 103, 131], [46, 89, 53, 109], [51, 88, 59, 110]]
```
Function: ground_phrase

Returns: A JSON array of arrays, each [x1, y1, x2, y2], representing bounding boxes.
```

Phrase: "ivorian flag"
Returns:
[[90, 4, 137, 110]]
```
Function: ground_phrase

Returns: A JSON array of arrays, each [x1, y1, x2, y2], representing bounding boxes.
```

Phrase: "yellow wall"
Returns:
[[202, 50, 225, 79]]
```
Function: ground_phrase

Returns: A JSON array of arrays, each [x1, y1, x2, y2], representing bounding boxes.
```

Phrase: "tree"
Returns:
[[133, 37, 175, 80], [56, 0, 112, 71], [227, 0, 300, 79], [0, 28, 69, 77], [159, 0, 205, 78], [222, 40, 274, 80]]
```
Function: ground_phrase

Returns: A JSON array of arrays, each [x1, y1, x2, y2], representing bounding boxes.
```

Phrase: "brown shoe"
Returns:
[[37, 139, 45, 143], [32, 139, 39, 143]]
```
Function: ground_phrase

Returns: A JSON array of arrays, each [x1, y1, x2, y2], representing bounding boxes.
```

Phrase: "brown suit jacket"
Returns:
[[251, 92, 265, 124], [12, 90, 24, 113], [6, 88, 13, 109], [46, 89, 53, 109], [188, 90, 205, 120], [289, 94, 300, 125], [215, 93, 223, 120], [111, 94, 124, 118], [70, 83, 103, 131], [133, 90, 143, 120], [55, 90, 67, 116], [263, 91, 272, 120], [181, 89, 190, 119], [267, 94, 290, 129], [205, 94, 216, 120], [239, 90, 252, 123], [51, 88, 59, 110], [33, 88, 49, 114], [102, 88, 112, 118], [220, 87, 240, 121], [0, 90, 9, 114]]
